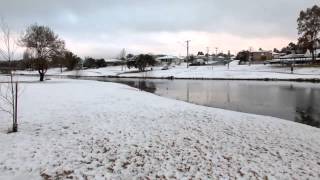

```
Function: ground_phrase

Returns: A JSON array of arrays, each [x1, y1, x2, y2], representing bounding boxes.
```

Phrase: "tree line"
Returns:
[[236, 5, 320, 63]]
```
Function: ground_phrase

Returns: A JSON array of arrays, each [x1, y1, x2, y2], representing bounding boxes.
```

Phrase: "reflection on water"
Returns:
[[81, 77, 320, 128]]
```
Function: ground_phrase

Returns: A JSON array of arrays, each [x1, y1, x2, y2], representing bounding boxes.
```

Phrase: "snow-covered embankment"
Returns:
[[0, 78, 319, 179]]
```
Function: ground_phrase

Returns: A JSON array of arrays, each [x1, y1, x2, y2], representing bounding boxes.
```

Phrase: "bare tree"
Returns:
[[119, 48, 126, 71], [0, 18, 18, 132], [20, 24, 65, 81]]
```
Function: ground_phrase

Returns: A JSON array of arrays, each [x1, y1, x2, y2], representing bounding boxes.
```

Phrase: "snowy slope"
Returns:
[[118, 63, 320, 80], [0, 78, 319, 179]]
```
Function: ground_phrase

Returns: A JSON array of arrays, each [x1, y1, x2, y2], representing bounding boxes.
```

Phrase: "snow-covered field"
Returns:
[[16, 66, 132, 77], [0, 77, 320, 179], [16, 61, 320, 80]]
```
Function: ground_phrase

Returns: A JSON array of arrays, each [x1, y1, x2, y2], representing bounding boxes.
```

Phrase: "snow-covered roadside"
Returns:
[[15, 66, 137, 77], [16, 62, 320, 80], [0, 75, 39, 82], [118, 62, 320, 80], [0, 77, 319, 179]]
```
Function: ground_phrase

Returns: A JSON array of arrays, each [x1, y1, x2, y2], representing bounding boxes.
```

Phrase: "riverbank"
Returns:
[[16, 62, 320, 82], [0, 77, 319, 179]]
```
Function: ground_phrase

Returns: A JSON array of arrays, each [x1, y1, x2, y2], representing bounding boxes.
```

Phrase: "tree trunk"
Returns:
[[12, 82, 18, 132], [312, 49, 316, 63], [39, 72, 45, 81]]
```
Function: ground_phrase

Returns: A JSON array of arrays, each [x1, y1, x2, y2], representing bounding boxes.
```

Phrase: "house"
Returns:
[[156, 55, 181, 65], [251, 50, 273, 61], [272, 52, 286, 59], [192, 58, 205, 65], [105, 59, 123, 66]]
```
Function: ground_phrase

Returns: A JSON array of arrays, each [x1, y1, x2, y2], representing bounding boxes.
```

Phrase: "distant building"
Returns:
[[192, 58, 205, 65], [251, 51, 273, 61], [272, 52, 286, 59], [105, 59, 123, 66], [156, 55, 181, 65]]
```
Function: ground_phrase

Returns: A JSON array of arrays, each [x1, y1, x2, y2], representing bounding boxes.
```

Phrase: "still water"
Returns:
[[80, 77, 320, 128]]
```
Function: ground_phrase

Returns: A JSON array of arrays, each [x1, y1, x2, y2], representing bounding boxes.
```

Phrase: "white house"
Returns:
[[156, 55, 181, 65]]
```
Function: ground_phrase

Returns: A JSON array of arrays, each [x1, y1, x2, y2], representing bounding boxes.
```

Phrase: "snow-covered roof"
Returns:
[[156, 55, 178, 60], [251, 50, 272, 53], [105, 59, 122, 62], [281, 54, 305, 58], [272, 52, 286, 55]]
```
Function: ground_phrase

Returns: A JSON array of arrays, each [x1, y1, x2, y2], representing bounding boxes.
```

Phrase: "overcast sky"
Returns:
[[0, 0, 318, 58]]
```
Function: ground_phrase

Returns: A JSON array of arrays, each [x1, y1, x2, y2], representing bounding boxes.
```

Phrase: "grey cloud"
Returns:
[[0, 0, 318, 38], [0, 0, 318, 57]]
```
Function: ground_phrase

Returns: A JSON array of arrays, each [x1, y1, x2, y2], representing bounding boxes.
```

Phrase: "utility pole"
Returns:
[[227, 50, 231, 69], [206, 47, 209, 63], [120, 48, 126, 71], [249, 46, 252, 66], [186, 40, 191, 68], [215, 47, 218, 60]]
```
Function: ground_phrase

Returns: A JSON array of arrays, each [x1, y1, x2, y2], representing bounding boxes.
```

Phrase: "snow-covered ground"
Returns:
[[16, 61, 320, 80], [0, 77, 319, 179], [119, 62, 320, 80], [16, 66, 133, 77]]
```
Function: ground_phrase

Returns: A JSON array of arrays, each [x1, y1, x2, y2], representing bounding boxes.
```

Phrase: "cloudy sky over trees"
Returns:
[[0, 0, 318, 57]]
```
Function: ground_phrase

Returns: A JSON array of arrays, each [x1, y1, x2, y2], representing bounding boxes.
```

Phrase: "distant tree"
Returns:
[[273, 48, 280, 53], [297, 35, 312, 53], [288, 42, 298, 53], [236, 51, 250, 64], [50, 54, 65, 72], [126, 60, 136, 69], [297, 5, 320, 62], [22, 49, 35, 70], [217, 52, 228, 58], [64, 51, 81, 70], [134, 54, 156, 72], [126, 53, 134, 59], [280, 47, 288, 54], [83, 57, 96, 68], [20, 24, 65, 81], [96, 59, 107, 68], [197, 51, 204, 56]]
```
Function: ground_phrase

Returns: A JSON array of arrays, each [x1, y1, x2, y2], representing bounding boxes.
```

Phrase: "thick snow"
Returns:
[[16, 66, 135, 77], [0, 77, 319, 179], [16, 62, 320, 80], [116, 62, 320, 79]]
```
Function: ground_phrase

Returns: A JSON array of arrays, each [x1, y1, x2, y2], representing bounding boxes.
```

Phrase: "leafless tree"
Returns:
[[0, 18, 18, 132], [119, 48, 126, 71], [20, 24, 65, 81]]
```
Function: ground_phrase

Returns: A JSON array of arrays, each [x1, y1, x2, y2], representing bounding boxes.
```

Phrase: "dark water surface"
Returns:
[[78, 77, 320, 128]]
